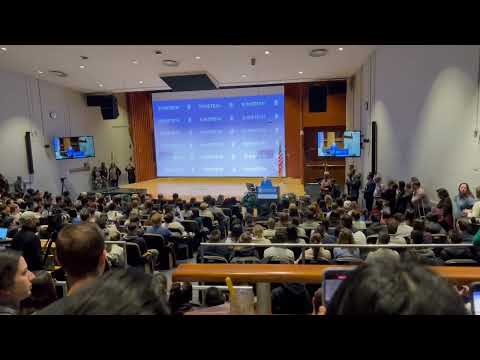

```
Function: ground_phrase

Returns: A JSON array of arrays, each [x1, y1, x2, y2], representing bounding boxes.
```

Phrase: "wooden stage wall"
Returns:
[[120, 177, 305, 201]]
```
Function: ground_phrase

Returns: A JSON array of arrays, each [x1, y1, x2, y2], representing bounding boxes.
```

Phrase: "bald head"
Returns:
[[56, 223, 106, 279]]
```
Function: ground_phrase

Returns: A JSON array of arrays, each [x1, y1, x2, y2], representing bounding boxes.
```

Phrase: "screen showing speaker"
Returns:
[[52, 136, 95, 160], [317, 130, 361, 157], [152, 86, 286, 177]]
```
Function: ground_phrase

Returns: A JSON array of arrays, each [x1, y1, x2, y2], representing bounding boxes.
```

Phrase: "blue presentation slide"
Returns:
[[153, 93, 285, 177]]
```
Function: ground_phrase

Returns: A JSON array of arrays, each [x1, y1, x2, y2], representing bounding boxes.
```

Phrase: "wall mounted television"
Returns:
[[317, 130, 361, 158], [52, 136, 95, 160]]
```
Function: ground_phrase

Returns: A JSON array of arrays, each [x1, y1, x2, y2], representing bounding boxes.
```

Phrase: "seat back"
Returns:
[[201, 216, 214, 231], [143, 233, 166, 251], [444, 259, 479, 266], [230, 256, 260, 264], [335, 256, 363, 265], [432, 234, 448, 244], [201, 255, 228, 264], [366, 234, 379, 244], [304, 257, 331, 265], [222, 208, 232, 218], [181, 220, 200, 234], [261, 256, 294, 264], [125, 242, 143, 267]]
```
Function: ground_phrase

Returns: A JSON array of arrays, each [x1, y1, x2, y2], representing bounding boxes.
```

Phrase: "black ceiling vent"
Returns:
[[159, 72, 218, 92]]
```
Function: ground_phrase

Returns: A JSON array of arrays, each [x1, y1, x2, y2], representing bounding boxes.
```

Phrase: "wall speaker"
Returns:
[[25, 132, 34, 174], [86, 95, 119, 120], [308, 85, 327, 112], [372, 121, 377, 175]]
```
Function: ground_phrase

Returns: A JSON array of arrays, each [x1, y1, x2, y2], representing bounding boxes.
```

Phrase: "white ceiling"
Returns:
[[0, 45, 376, 93]]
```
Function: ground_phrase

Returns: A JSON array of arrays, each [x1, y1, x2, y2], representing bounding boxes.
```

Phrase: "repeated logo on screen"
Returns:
[[153, 94, 286, 177]]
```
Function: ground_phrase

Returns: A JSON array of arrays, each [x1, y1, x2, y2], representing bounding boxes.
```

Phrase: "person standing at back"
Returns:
[[11, 211, 43, 271], [108, 163, 121, 188], [454, 182, 475, 219], [363, 173, 376, 213], [36, 223, 107, 314], [125, 162, 136, 184]]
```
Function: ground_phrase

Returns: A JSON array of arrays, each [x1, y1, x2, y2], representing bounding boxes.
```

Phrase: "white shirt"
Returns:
[[263, 247, 294, 262], [396, 223, 413, 239], [389, 235, 407, 245], [471, 201, 480, 218], [353, 230, 367, 245], [353, 220, 366, 230], [263, 229, 276, 239], [366, 248, 400, 263]]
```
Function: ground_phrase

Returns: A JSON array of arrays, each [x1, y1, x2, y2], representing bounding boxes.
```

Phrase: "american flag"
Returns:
[[277, 142, 284, 177]]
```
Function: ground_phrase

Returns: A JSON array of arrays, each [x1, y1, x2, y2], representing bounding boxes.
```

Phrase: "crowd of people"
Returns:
[[1, 168, 479, 315], [90, 161, 136, 190]]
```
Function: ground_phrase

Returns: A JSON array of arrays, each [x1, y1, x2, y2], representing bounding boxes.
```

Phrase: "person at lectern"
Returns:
[[125, 162, 136, 184]]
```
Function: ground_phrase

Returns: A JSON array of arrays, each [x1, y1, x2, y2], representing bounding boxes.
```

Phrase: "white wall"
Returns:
[[356, 45, 480, 200], [0, 69, 133, 196]]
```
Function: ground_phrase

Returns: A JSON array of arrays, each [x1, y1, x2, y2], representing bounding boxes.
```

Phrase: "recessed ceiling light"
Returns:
[[0, 47, 7, 52], [138, 80, 143, 84], [37, 70, 44, 74], [338, 47, 344, 51], [79, 65, 85, 69], [132, 60, 139, 65], [195, 56, 201, 60], [98, 83, 103, 87], [298, 71, 304, 75], [241, 74, 247, 78], [264, 50, 270, 55]]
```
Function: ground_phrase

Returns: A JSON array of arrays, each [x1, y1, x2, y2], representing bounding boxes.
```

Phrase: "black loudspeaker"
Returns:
[[309, 85, 327, 112], [371, 121, 377, 175], [25, 132, 34, 174], [86, 95, 119, 120], [327, 81, 347, 95]]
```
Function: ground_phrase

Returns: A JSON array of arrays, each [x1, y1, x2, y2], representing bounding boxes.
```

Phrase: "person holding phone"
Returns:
[[319, 259, 466, 315]]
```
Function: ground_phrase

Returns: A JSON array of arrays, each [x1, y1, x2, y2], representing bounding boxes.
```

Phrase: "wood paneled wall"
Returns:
[[284, 82, 347, 183], [284, 84, 303, 179], [126, 92, 156, 182]]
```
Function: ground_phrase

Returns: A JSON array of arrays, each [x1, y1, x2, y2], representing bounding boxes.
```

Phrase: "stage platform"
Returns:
[[119, 177, 305, 200]]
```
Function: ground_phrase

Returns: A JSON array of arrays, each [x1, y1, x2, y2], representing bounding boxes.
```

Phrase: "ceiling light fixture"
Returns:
[[241, 74, 247, 78], [309, 48, 328, 57], [37, 70, 44, 74], [298, 71, 304, 75], [138, 80, 143, 84], [49, 70, 68, 78], [79, 65, 85, 69], [162, 59, 179, 67], [338, 47, 344, 51], [195, 56, 201, 60], [98, 83, 103, 87], [0, 47, 7, 52], [264, 50, 270, 55], [132, 60, 139, 64]]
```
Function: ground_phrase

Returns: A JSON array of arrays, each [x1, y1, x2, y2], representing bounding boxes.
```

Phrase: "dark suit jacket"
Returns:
[[11, 229, 43, 271]]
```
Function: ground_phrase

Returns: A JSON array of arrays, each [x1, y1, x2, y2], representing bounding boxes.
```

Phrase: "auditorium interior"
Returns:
[[1, 45, 480, 316]]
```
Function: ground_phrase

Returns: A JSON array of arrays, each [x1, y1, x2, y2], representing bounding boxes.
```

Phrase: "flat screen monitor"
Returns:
[[0, 228, 8, 240], [53, 136, 95, 160], [317, 130, 361, 158]]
